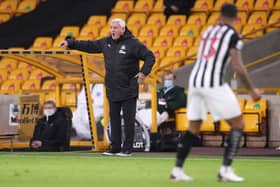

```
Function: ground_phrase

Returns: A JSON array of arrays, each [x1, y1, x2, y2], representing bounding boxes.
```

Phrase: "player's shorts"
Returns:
[[187, 83, 241, 122]]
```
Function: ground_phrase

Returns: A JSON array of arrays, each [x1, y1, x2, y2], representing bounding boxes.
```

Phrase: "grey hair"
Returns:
[[110, 18, 126, 29]]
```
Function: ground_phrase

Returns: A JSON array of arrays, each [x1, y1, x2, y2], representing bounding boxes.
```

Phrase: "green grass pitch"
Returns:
[[0, 152, 279, 187]]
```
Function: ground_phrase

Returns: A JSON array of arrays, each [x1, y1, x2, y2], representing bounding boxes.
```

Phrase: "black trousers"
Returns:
[[109, 97, 137, 152]]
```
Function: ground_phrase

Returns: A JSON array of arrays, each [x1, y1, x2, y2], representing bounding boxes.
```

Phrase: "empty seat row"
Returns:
[[0, 0, 40, 24]]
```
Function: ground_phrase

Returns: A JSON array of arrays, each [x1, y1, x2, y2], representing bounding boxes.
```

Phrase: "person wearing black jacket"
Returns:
[[30, 100, 71, 152], [157, 71, 187, 119], [164, 0, 195, 17], [61, 18, 155, 156], [137, 71, 186, 129]]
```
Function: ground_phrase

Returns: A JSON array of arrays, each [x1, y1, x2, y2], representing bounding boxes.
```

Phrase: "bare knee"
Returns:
[[188, 120, 202, 135]]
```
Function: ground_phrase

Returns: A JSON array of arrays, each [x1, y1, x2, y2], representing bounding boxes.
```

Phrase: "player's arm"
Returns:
[[230, 49, 262, 101]]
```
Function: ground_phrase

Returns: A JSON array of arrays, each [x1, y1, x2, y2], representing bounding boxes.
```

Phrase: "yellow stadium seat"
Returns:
[[0, 57, 18, 71], [187, 13, 207, 26], [243, 113, 262, 133], [160, 57, 182, 70], [18, 62, 33, 71], [79, 25, 99, 38], [62, 83, 81, 91], [200, 24, 212, 34], [43, 92, 57, 103], [60, 26, 80, 38], [191, 0, 214, 12], [0, 80, 22, 94], [175, 108, 188, 131], [219, 120, 230, 133], [76, 36, 94, 41], [159, 25, 180, 37], [61, 91, 77, 106], [22, 79, 41, 91], [233, 24, 242, 33], [201, 114, 215, 132], [9, 69, 29, 80], [184, 46, 197, 64], [139, 25, 159, 37], [179, 24, 201, 37], [133, 0, 154, 13], [236, 0, 254, 12], [153, 36, 173, 47], [126, 24, 139, 36], [167, 15, 186, 26], [238, 98, 246, 110], [17, 0, 37, 14], [147, 13, 166, 27], [0, 0, 18, 13], [213, 0, 234, 11], [99, 26, 111, 38], [0, 13, 10, 24], [42, 80, 56, 91], [273, 0, 280, 10], [173, 36, 194, 47], [108, 13, 128, 23], [166, 47, 187, 57], [112, 0, 134, 13], [207, 12, 220, 25], [138, 36, 153, 47], [152, 0, 163, 13], [244, 98, 267, 118], [242, 24, 263, 39], [29, 69, 49, 80], [52, 36, 65, 49], [87, 16, 107, 29], [235, 12, 248, 25], [193, 37, 200, 46], [8, 47, 24, 51], [127, 13, 147, 28], [254, 0, 274, 11], [248, 11, 268, 25], [32, 37, 53, 49], [0, 68, 8, 83], [150, 47, 167, 60], [175, 109, 215, 132], [268, 11, 280, 27]]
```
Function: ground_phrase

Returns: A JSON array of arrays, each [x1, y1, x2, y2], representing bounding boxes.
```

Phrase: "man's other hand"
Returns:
[[135, 72, 146, 84]]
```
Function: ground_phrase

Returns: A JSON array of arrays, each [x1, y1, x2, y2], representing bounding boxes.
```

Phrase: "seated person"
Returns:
[[164, 0, 195, 17], [30, 100, 71, 151], [138, 71, 187, 129]]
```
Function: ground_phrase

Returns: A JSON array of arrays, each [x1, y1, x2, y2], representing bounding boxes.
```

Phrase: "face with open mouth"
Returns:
[[110, 22, 125, 40]]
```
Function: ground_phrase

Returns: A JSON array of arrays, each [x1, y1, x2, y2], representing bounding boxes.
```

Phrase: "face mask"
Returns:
[[43, 109, 55, 117], [164, 80, 174, 89]]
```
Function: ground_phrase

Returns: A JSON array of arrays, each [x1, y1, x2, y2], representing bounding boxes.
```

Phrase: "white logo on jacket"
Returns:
[[119, 45, 126, 54]]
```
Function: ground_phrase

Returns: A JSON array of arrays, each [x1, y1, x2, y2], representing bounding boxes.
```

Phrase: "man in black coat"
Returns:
[[137, 71, 186, 129], [164, 0, 195, 17], [30, 100, 71, 152], [157, 71, 187, 119], [61, 18, 155, 156]]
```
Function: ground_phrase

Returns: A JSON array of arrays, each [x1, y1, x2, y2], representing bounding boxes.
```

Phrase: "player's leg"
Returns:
[[118, 97, 137, 156], [218, 115, 244, 182], [103, 100, 122, 155], [170, 90, 206, 181], [175, 121, 202, 168], [204, 84, 244, 182]]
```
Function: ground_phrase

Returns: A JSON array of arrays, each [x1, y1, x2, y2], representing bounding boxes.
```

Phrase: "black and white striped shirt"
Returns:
[[189, 24, 243, 88]]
